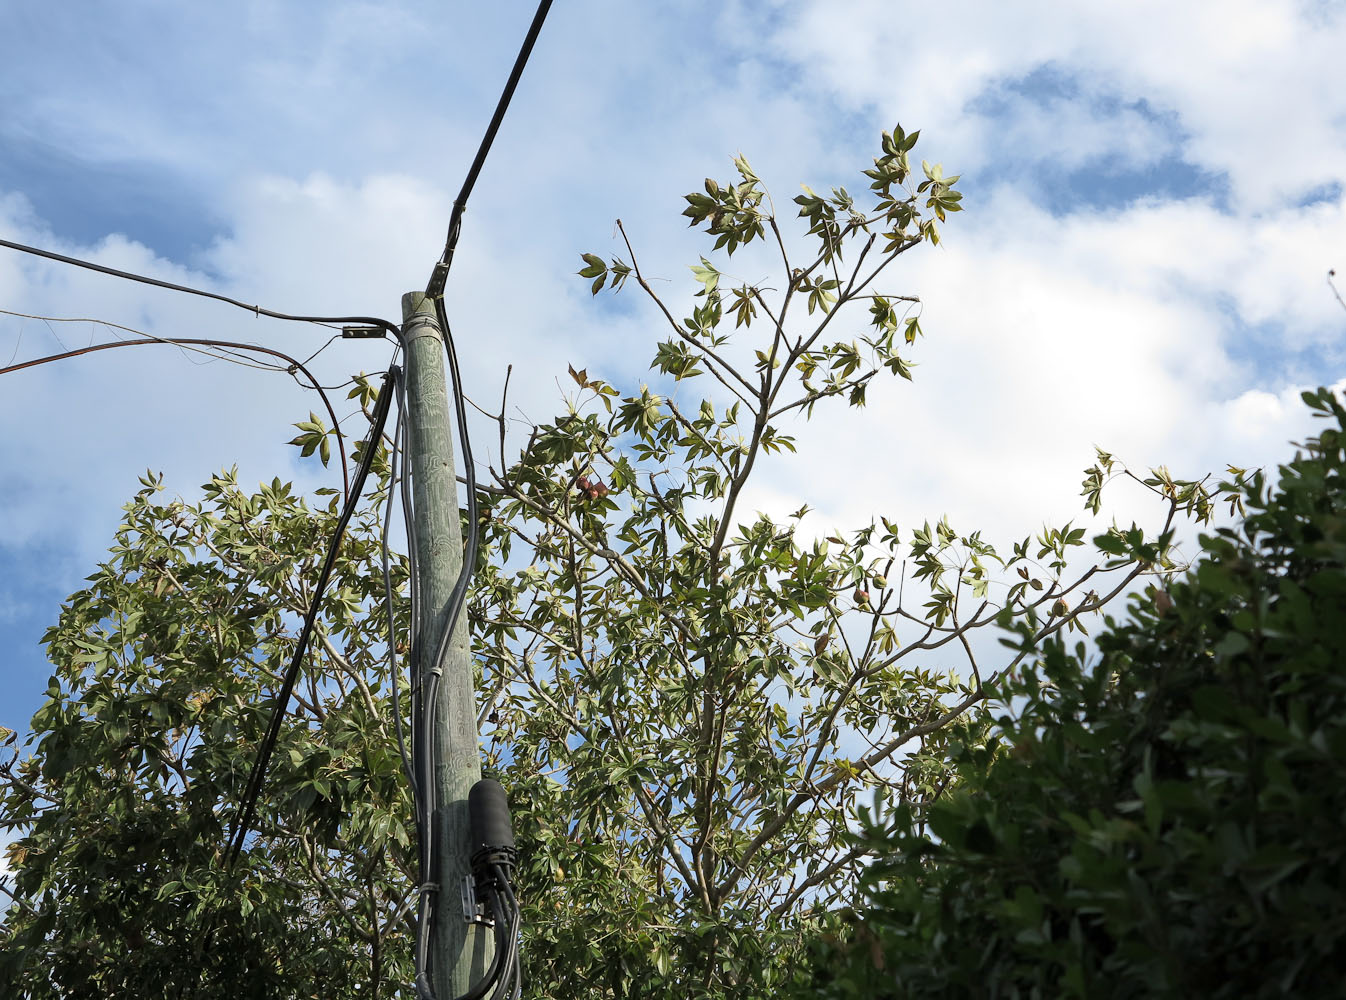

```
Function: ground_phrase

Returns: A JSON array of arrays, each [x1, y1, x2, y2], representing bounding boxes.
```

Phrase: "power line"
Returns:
[[425, 0, 554, 298], [224, 368, 397, 870], [178, 366, 394, 994], [0, 236, 403, 342], [0, 327, 353, 498]]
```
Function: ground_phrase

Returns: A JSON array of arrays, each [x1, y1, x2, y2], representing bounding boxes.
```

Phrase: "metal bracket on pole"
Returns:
[[460, 875, 494, 926]]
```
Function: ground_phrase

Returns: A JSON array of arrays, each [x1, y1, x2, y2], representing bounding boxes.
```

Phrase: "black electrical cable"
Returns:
[[380, 366, 418, 796], [396, 367, 424, 654], [487, 868, 522, 1000], [0, 236, 403, 342], [426, 0, 554, 297], [224, 368, 397, 870], [425, 298, 481, 694], [0, 333, 354, 499], [388, 359, 439, 1000], [413, 676, 441, 998], [395, 368, 429, 876]]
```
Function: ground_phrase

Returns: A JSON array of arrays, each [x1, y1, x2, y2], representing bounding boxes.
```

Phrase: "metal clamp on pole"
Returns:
[[402, 311, 444, 346], [460, 875, 493, 926]]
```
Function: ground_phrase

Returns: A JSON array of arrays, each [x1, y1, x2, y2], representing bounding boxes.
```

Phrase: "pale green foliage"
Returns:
[[470, 127, 1223, 997]]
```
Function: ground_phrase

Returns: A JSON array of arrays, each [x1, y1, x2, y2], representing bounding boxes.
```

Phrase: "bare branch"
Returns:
[[770, 841, 870, 917]]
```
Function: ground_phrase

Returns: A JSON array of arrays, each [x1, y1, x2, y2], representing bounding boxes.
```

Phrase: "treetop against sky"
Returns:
[[0, 0, 1342, 798]]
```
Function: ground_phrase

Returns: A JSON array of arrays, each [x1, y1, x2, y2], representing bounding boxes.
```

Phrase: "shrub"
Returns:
[[808, 387, 1346, 998]]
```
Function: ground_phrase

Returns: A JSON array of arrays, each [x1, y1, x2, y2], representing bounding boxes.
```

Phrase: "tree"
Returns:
[[806, 387, 1346, 998], [0, 452, 418, 997], [463, 131, 1227, 996], [0, 126, 1226, 997]]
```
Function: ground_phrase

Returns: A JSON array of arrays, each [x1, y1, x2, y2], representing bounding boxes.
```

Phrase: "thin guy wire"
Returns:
[[0, 329, 353, 499], [0, 308, 289, 371]]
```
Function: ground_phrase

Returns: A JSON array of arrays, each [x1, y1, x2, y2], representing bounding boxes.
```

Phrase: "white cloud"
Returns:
[[740, 182, 1342, 566], [1, 0, 1343, 738], [764, 0, 1346, 211]]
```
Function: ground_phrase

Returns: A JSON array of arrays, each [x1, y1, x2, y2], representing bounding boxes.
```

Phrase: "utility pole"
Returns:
[[401, 291, 491, 996]]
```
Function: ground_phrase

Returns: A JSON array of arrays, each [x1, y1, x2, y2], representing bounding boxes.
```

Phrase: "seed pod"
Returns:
[[1154, 589, 1173, 617]]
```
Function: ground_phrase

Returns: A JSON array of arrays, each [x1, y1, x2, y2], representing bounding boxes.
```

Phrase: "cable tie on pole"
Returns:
[[419, 882, 441, 895], [402, 315, 443, 345]]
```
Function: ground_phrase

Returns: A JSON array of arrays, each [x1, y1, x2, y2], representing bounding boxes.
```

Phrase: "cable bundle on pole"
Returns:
[[382, 341, 521, 1000], [397, 2, 553, 996]]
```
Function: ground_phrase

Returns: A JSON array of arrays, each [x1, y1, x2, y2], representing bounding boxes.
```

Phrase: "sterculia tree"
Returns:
[[0, 128, 1225, 998]]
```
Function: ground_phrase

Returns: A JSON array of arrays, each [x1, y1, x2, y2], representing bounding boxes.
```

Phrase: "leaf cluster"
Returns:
[[0, 463, 416, 998]]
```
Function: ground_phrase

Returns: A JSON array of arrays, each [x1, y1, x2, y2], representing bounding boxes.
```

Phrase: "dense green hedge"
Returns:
[[809, 387, 1346, 998]]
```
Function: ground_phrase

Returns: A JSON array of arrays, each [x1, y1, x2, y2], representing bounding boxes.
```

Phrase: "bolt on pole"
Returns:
[[401, 291, 491, 995]]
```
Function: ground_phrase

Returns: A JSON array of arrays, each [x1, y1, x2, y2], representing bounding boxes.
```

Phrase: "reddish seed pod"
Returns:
[[1154, 590, 1173, 617]]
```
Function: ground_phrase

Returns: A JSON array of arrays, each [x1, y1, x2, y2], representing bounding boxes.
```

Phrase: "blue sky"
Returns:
[[1, 1, 1343, 830]]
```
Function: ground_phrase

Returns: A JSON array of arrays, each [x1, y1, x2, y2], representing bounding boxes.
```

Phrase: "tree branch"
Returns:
[[615, 219, 759, 403]]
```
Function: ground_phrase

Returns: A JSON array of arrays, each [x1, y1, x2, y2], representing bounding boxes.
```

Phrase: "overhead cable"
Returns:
[[0, 236, 403, 342], [425, 0, 554, 297], [0, 331, 352, 498], [224, 368, 397, 870], [426, 300, 481, 699]]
